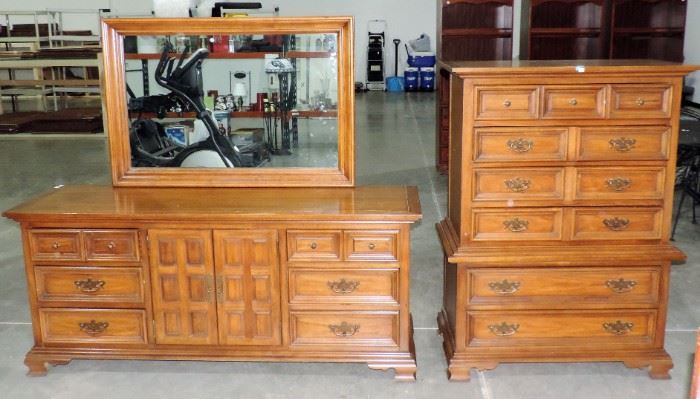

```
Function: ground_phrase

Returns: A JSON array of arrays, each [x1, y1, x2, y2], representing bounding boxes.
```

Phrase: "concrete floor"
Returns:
[[0, 92, 699, 398]]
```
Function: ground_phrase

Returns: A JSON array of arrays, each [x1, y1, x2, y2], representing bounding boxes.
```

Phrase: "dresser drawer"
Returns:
[[610, 85, 671, 119], [287, 231, 341, 261], [290, 311, 399, 348], [473, 168, 564, 201], [577, 126, 670, 161], [468, 267, 661, 308], [467, 310, 656, 348], [29, 230, 82, 261], [34, 266, 145, 305], [542, 86, 605, 119], [471, 209, 563, 241], [39, 309, 148, 345], [572, 208, 663, 240], [473, 128, 568, 162], [289, 269, 399, 305], [574, 167, 665, 201], [474, 86, 539, 120], [84, 230, 140, 262], [344, 231, 398, 261]]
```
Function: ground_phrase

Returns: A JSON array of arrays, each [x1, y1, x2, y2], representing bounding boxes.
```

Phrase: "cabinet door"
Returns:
[[149, 229, 218, 345], [214, 230, 281, 346]]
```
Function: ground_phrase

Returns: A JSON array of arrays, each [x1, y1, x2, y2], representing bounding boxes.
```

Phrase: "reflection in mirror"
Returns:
[[124, 33, 339, 169]]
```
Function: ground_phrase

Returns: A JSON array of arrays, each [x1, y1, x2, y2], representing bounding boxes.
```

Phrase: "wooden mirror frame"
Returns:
[[101, 17, 354, 187]]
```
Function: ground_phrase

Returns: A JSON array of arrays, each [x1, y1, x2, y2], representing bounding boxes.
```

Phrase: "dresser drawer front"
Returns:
[[473, 128, 568, 162], [35, 267, 145, 305], [344, 231, 398, 261], [473, 168, 564, 201], [610, 85, 671, 119], [289, 269, 399, 305], [85, 230, 140, 262], [290, 312, 399, 348], [575, 167, 665, 201], [287, 231, 341, 261], [577, 126, 670, 161], [572, 208, 663, 240], [39, 309, 148, 345], [29, 230, 82, 261], [467, 310, 656, 348], [468, 267, 661, 307], [472, 209, 563, 241], [475, 86, 539, 120], [542, 86, 605, 119]]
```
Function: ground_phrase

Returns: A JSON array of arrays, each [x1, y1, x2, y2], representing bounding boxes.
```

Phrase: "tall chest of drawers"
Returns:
[[436, 60, 697, 381]]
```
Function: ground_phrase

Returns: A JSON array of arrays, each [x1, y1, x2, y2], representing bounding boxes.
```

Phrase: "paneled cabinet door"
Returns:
[[214, 230, 281, 346], [149, 229, 218, 345]]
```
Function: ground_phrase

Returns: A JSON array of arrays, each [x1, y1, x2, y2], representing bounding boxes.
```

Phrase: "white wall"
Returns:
[[683, 0, 700, 103]]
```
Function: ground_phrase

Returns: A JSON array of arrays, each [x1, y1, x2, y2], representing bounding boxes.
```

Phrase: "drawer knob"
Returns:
[[609, 137, 636, 153], [310, 242, 318, 250], [606, 177, 632, 192], [107, 241, 116, 251], [74, 278, 106, 293], [328, 321, 360, 337], [368, 243, 376, 250], [488, 322, 519, 337], [503, 99, 512, 108], [504, 177, 531, 193], [506, 138, 533, 154], [606, 278, 638, 293], [503, 218, 529, 233], [569, 98, 578, 106], [79, 320, 109, 336], [51, 241, 60, 250], [636, 98, 645, 106], [603, 320, 634, 336], [488, 279, 521, 295], [327, 279, 360, 294], [603, 217, 630, 231]]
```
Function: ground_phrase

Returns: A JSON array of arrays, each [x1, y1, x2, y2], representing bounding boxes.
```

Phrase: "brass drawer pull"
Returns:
[[609, 137, 636, 152], [488, 279, 521, 295], [107, 241, 116, 251], [310, 242, 318, 250], [603, 217, 630, 231], [329, 321, 360, 337], [606, 278, 638, 293], [606, 177, 632, 192], [488, 322, 519, 337], [503, 99, 512, 108], [327, 279, 360, 294], [504, 177, 531, 193], [79, 320, 109, 336], [74, 278, 106, 293], [503, 218, 529, 233], [52, 241, 60, 250], [368, 243, 376, 250], [507, 138, 533, 153], [636, 98, 645, 106], [603, 320, 634, 336], [569, 98, 578, 106]]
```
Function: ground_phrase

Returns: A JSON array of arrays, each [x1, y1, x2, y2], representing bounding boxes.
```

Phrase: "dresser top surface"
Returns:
[[439, 59, 699, 76], [3, 185, 422, 223]]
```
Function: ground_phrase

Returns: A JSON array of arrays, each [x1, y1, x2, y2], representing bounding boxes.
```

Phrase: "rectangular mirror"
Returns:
[[102, 17, 354, 187]]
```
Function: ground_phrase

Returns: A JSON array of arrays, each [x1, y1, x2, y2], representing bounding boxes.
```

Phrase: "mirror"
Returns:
[[102, 17, 354, 187]]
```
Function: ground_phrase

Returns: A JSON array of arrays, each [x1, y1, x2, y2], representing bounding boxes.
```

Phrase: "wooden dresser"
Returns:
[[436, 60, 696, 381], [3, 185, 421, 380]]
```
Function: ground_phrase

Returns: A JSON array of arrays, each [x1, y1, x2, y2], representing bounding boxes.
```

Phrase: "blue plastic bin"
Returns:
[[406, 45, 436, 68], [420, 67, 435, 91], [405, 68, 419, 91], [386, 76, 404, 92]]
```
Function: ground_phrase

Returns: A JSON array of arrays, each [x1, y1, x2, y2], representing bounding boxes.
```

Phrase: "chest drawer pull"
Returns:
[[603, 320, 634, 336], [74, 278, 106, 293], [488, 280, 521, 295], [503, 99, 512, 108], [488, 322, 519, 337], [606, 177, 632, 192], [636, 98, 645, 106], [328, 321, 360, 337], [569, 98, 578, 106], [51, 242, 60, 250], [609, 137, 636, 153], [79, 320, 109, 336], [327, 279, 360, 294], [310, 242, 318, 250], [503, 218, 529, 232], [504, 177, 531, 193], [606, 278, 638, 293], [603, 217, 630, 231], [507, 138, 533, 153]]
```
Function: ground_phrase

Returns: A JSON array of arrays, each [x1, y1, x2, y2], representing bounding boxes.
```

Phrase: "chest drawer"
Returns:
[[610, 85, 671, 119], [29, 230, 82, 261], [475, 86, 539, 120], [473, 168, 564, 201], [473, 128, 568, 162], [574, 167, 666, 201], [471, 208, 563, 241], [287, 231, 341, 261], [288, 269, 399, 305], [577, 126, 670, 161], [542, 86, 606, 119], [39, 309, 148, 345], [290, 311, 399, 348], [34, 266, 145, 305], [572, 207, 663, 240], [84, 230, 140, 262], [344, 231, 398, 261], [468, 267, 661, 308]]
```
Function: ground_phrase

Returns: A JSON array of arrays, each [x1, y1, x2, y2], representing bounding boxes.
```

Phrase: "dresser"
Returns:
[[436, 60, 697, 381], [3, 185, 421, 380]]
